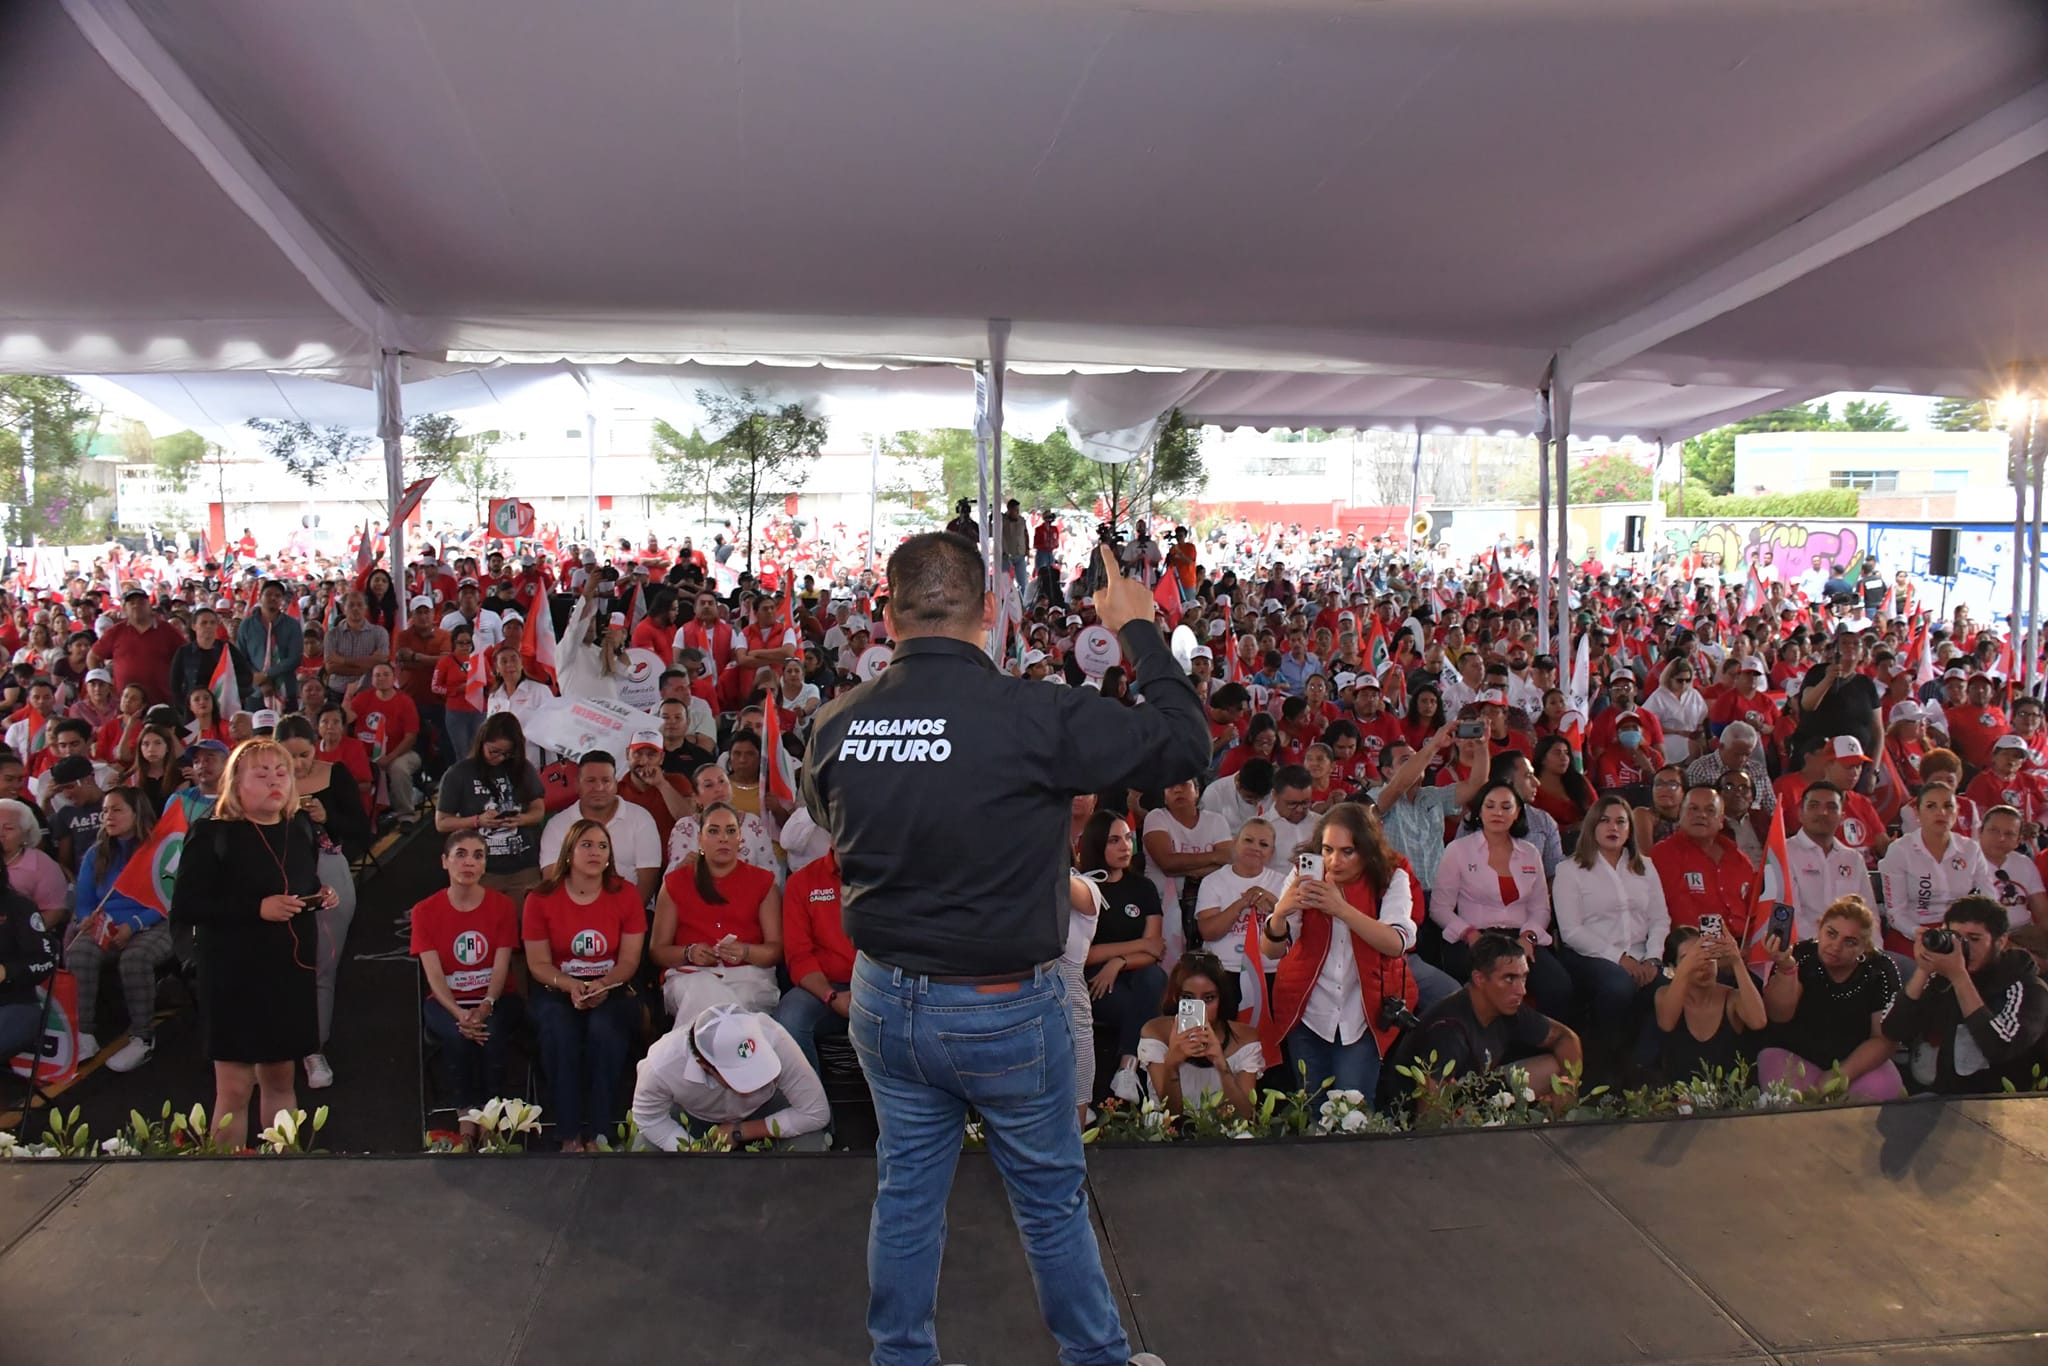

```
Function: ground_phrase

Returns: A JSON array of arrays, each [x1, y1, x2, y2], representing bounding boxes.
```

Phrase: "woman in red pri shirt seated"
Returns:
[[522, 818, 646, 1151], [410, 830, 520, 1146], [1217, 714, 1281, 780], [649, 803, 783, 1024]]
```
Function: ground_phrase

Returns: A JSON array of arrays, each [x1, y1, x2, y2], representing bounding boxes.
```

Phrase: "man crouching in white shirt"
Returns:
[[631, 1004, 831, 1150]]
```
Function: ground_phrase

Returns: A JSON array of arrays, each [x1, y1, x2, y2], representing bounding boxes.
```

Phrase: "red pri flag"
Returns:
[[1744, 810, 1795, 965], [111, 800, 192, 918], [1486, 550, 1507, 609], [1152, 570, 1185, 630], [209, 646, 242, 717], [761, 690, 796, 804], [461, 637, 494, 712]]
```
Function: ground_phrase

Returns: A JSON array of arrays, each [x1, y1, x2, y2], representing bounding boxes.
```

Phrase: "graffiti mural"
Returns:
[[1661, 520, 1865, 581], [1867, 523, 2048, 630]]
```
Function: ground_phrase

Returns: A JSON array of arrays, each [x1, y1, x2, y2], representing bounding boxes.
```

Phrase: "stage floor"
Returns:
[[3, 1097, 2045, 1365]]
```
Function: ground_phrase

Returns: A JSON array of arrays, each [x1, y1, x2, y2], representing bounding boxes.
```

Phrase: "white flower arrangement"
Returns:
[[99, 1136, 140, 1158], [257, 1106, 330, 1154], [1315, 1088, 1374, 1136], [460, 1097, 544, 1153]]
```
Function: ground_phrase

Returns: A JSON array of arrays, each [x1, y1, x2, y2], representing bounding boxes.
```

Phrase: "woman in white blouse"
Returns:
[[1642, 652, 1709, 763], [1137, 951, 1265, 1119], [485, 645, 556, 767], [1878, 782, 1993, 970], [1552, 796, 1670, 1037]]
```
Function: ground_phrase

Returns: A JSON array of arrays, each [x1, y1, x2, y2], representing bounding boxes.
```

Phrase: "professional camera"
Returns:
[[1097, 521, 1125, 549], [1379, 996, 1422, 1033], [1922, 927, 1956, 955]]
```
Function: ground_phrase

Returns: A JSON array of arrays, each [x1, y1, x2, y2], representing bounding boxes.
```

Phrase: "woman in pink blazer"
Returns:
[[1429, 781, 1572, 1017]]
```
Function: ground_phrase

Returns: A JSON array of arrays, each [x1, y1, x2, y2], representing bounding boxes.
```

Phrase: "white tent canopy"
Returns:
[[6, 0, 2048, 632]]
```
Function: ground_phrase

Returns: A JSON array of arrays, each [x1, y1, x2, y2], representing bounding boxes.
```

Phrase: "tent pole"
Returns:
[[2014, 413, 2028, 644], [1535, 388, 1552, 654], [2029, 402, 2045, 696], [973, 361, 993, 574], [988, 320, 1011, 586], [867, 431, 880, 573], [585, 399, 599, 545], [1554, 383, 1574, 675], [1407, 428, 1424, 547], [374, 348, 405, 581]]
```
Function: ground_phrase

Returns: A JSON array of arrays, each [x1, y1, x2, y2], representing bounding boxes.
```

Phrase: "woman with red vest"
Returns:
[[1255, 802, 1419, 1105]]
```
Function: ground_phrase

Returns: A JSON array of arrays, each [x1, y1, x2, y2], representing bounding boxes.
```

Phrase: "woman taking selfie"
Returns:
[[522, 817, 645, 1151], [1258, 802, 1419, 1103], [1651, 924, 1768, 1083], [410, 830, 520, 1143], [1137, 950, 1265, 1119], [171, 739, 337, 1150], [648, 802, 783, 1023], [276, 714, 368, 1088]]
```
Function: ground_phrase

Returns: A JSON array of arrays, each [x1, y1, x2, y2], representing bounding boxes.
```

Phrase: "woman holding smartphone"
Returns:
[[1137, 951, 1265, 1119], [275, 714, 368, 1089], [1258, 801, 1419, 1105], [1652, 923, 1767, 1083], [171, 738, 337, 1150], [523, 817, 645, 1150]]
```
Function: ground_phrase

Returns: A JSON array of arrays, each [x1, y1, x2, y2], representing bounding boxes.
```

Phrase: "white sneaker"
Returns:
[[1129, 1355, 1168, 1365], [1109, 1059, 1141, 1104], [76, 1032, 100, 1059], [105, 1036, 154, 1073], [304, 1053, 335, 1089]]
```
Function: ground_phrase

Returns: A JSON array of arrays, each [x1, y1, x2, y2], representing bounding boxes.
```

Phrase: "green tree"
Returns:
[[153, 430, 211, 495], [0, 376, 104, 543], [1931, 397, 1991, 432], [651, 420, 723, 521], [1681, 401, 1839, 496], [1003, 409, 1206, 526], [406, 414, 511, 525], [247, 419, 371, 488], [1503, 449, 1652, 505], [697, 388, 826, 571], [888, 428, 978, 507], [1837, 399, 1904, 432]]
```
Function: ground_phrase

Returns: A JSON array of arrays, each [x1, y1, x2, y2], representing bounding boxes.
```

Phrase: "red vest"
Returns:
[[1258, 855, 1419, 1068]]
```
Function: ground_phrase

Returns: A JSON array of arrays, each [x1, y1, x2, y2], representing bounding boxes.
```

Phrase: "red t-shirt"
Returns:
[[783, 853, 853, 986], [1834, 790, 1888, 864], [522, 881, 647, 979], [1354, 713, 1404, 778], [1708, 689, 1781, 744], [1591, 745, 1662, 794], [431, 654, 484, 714], [1651, 832, 1758, 941], [537, 760, 580, 811], [350, 688, 420, 761], [618, 771, 690, 848], [409, 888, 519, 1002], [1964, 768, 2048, 827], [319, 737, 374, 790], [91, 619, 184, 707], [631, 618, 679, 664], [1948, 705, 2010, 771], [660, 860, 776, 949]]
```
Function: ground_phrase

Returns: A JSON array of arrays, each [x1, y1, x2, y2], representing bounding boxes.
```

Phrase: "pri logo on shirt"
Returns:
[[570, 928, 610, 959], [1839, 817, 1867, 847], [452, 929, 489, 967], [1685, 872, 1706, 893]]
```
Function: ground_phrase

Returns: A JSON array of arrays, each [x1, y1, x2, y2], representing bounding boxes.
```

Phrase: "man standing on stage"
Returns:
[[804, 535, 1199, 1366]]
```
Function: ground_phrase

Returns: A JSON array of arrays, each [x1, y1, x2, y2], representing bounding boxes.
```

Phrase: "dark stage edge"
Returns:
[[3, 1099, 2045, 1366]]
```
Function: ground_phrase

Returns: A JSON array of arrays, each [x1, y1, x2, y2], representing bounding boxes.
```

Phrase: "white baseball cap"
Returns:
[[1207, 621, 1227, 637], [1993, 734, 2030, 753], [252, 708, 280, 730], [84, 667, 112, 685], [1826, 735, 1869, 763], [690, 1005, 783, 1094], [409, 594, 435, 611], [628, 729, 663, 752], [1334, 671, 1359, 691], [1189, 645, 1213, 661], [1888, 701, 1923, 724], [608, 612, 627, 629], [1738, 658, 1766, 675], [1022, 648, 1049, 668]]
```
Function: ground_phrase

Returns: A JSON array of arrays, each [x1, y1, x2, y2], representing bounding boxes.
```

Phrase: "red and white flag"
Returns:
[[210, 647, 241, 717], [1745, 812, 1794, 964], [761, 690, 797, 804]]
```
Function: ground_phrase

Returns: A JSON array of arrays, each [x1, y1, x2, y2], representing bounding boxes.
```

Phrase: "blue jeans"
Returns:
[[422, 995, 518, 1113], [443, 708, 483, 768], [1557, 948, 1645, 1036], [531, 987, 637, 1143], [1283, 1020, 1383, 1106], [774, 982, 850, 1082], [1408, 954, 1459, 1011], [849, 953, 1129, 1366], [0, 1001, 44, 1064]]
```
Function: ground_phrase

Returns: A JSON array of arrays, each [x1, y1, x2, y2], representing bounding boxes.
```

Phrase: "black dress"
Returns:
[[170, 815, 321, 1063]]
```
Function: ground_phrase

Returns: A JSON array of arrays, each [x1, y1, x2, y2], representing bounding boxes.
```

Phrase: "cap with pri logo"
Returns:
[[1888, 701, 1923, 724], [1738, 659, 1766, 675], [252, 709, 280, 731], [1826, 736, 1869, 763], [628, 729, 664, 752], [691, 1005, 783, 1094], [1993, 734, 2030, 754]]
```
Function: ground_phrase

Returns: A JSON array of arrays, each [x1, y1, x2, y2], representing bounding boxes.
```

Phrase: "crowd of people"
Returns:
[[3, 507, 2046, 1152]]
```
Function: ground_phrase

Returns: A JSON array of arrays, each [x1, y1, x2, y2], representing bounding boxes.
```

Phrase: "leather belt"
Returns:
[[926, 966, 1040, 985]]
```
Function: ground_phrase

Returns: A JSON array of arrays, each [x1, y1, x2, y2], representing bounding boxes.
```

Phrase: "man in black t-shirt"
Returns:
[[1796, 629, 1884, 760], [1387, 934, 1581, 1106], [46, 756, 106, 874]]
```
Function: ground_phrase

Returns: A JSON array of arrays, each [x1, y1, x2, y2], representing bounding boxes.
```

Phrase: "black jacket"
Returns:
[[803, 625, 1210, 976], [1883, 949, 2048, 1094], [169, 638, 255, 719], [0, 890, 58, 1011]]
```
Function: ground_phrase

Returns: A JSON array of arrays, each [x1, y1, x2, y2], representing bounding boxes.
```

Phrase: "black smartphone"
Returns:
[[1455, 719, 1485, 740], [1766, 903, 1794, 945]]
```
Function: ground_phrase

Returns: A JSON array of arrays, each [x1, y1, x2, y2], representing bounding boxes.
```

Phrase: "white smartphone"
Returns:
[[1699, 914, 1724, 942], [1176, 998, 1208, 1034], [1298, 852, 1325, 882]]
